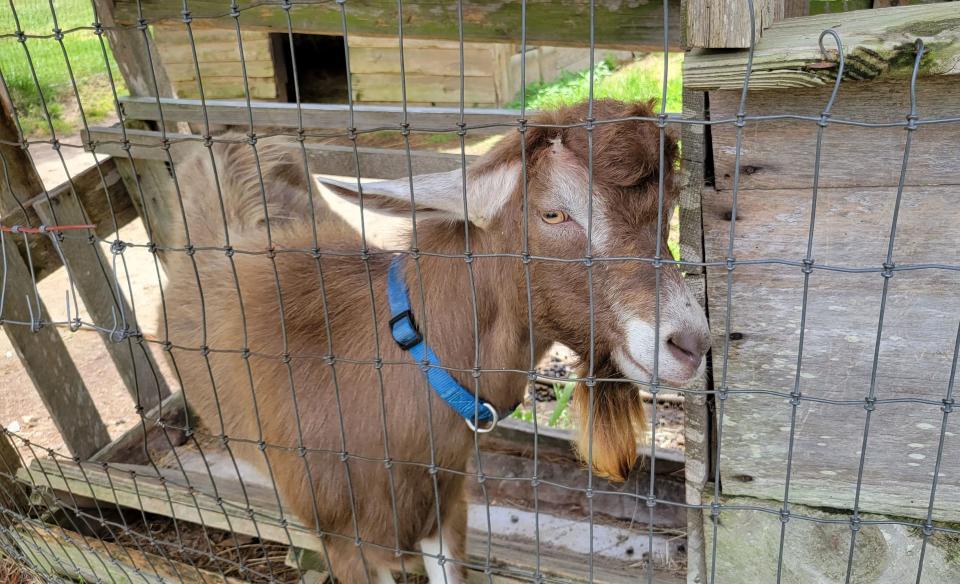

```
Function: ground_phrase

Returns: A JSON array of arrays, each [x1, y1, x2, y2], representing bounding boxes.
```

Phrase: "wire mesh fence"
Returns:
[[0, 0, 959, 583]]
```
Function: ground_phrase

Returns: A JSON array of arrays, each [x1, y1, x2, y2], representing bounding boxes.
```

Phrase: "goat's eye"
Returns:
[[540, 210, 569, 224]]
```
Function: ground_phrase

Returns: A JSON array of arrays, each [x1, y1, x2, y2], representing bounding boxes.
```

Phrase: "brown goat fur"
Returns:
[[161, 99, 707, 583]]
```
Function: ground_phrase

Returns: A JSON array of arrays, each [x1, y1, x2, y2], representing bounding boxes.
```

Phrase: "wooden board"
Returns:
[[684, 0, 781, 49], [2, 159, 137, 282], [84, 127, 477, 180], [13, 523, 245, 584], [119, 97, 522, 134], [684, 3, 960, 91], [174, 76, 278, 100], [33, 188, 171, 412], [163, 60, 277, 82], [348, 46, 500, 77], [1, 234, 111, 460], [709, 76, 960, 191], [702, 184, 960, 521], [350, 74, 498, 106], [115, 0, 682, 51]]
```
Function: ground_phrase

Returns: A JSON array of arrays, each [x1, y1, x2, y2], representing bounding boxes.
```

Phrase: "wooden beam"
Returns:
[[119, 96, 522, 134], [684, 0, 781, 49], [1, 234, 111, 460], [83, 126, 477, 179], [114, 0, 681, 51], [13, 524, 245, 584], [91, 0, 176, 100], [684, 3, 960, 91], [0, 431, 27, 512], [0, 91, 111, 462], [33, 191, 172, 412], [708, 76, 960, 191], [1, 159, 137, 281]]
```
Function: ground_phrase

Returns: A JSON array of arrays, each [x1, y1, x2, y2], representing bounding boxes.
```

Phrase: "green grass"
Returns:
[[509, 53, 683, 113], [0, 0, 124, 137]]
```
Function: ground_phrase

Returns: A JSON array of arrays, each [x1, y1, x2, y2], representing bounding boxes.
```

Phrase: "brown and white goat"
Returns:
[[161, 100, 709, 584]]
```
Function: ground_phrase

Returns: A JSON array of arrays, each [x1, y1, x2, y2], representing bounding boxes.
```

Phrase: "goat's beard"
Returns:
[[571, 360, 648, 483]]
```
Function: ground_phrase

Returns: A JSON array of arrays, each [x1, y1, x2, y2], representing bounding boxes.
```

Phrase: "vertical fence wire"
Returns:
[[0, 1, 959, 584]]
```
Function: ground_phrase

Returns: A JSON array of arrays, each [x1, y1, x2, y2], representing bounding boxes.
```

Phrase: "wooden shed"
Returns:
[[150, 24, 605, 107]]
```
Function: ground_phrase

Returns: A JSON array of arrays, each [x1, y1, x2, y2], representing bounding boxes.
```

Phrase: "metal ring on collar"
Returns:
[[464, 402, 499, 434]]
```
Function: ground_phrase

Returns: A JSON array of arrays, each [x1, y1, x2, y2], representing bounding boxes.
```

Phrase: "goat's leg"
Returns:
[[419, 499, 466, 584]]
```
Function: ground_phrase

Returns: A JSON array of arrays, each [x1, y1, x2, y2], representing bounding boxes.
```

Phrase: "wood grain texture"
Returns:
[[348, 46, 499, 77], [85, 127, 477, 180], [685, 0, 779, 49], [119, 96, 522, 134], [2, 159, 137, 281], [174, 76, 278, 100], [684, 3, 960, 91], [14, 524, 245, 584], [350, 73, 498, 106], [703, 184, 960, 521], [709, 77, 960, 191], [92, 0, 176, 100], [114, 0, 682, 51], [33, 190, 171, 412], [1, 235, 111, 460], [678, 90, 706, 274]]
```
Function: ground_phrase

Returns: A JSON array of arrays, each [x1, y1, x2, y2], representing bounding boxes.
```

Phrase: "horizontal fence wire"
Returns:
[[0, 0, 958, 583]]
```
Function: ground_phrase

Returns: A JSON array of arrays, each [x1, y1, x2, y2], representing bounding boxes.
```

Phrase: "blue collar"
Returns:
[[387, 256, 504, 431]]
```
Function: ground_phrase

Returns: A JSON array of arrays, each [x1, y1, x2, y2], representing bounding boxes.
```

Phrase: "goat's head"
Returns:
[[321, 100, 709, 386]]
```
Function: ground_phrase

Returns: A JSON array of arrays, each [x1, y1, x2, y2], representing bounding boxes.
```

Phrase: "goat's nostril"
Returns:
[[666, 331, 707, 368]]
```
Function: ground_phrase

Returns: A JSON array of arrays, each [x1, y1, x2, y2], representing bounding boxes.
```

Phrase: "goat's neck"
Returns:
[[405, 223, 544, 410]]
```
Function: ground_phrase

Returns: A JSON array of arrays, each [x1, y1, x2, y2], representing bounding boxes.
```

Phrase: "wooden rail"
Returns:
[[684, 3, 960, 90], [113, 0, 682, 51], [83, 126, 477, 178], [120, 96, 523, 134]]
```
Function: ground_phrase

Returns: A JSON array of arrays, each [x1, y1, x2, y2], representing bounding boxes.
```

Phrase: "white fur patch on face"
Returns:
[[545, 154, 612, 253], [612, 284, 709, 386]]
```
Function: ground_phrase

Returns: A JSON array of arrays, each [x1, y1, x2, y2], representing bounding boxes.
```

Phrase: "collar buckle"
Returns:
[[389, 309, 423, 351]]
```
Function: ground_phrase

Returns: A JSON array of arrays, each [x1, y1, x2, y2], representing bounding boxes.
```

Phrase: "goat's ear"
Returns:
[[316, 165, 518, 226]]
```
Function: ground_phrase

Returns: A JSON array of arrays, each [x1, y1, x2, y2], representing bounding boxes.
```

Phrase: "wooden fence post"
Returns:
[[684, 0, 784, 48], [0, 97, 111, 460]]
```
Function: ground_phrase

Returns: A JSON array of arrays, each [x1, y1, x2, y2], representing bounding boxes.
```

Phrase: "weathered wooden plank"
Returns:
[[155, 41, 275, 65], [119, 97, 522, 134], [0, 431, 26, 512], [92, 0, 176, 100], [33, 189, 171, 412], [1, 234, 112, 460], [348, 35, 516, 51], [90, 391, 188, 465], [0, 95, 112, 462], [13, 524, 245, 584], [2, 158, 137, 281], [115, 0, 682, 51], [174, 77, 279, 100], [703, 184, 960, 521], [348, 46, 499, 77], [709, 77, 960, 191], [351, 74, 499, 106], [685, 0, 780, 49], [703, 494, 958, 583], [684, 3, 960, 91], [678, 90, 707, 274], [84, 127, 477, 179], [17, 458, 325, 552], [163, 60, 276, 82]]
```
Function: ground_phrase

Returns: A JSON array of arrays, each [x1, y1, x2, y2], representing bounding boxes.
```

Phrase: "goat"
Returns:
[[161, 99, 710, 584]]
